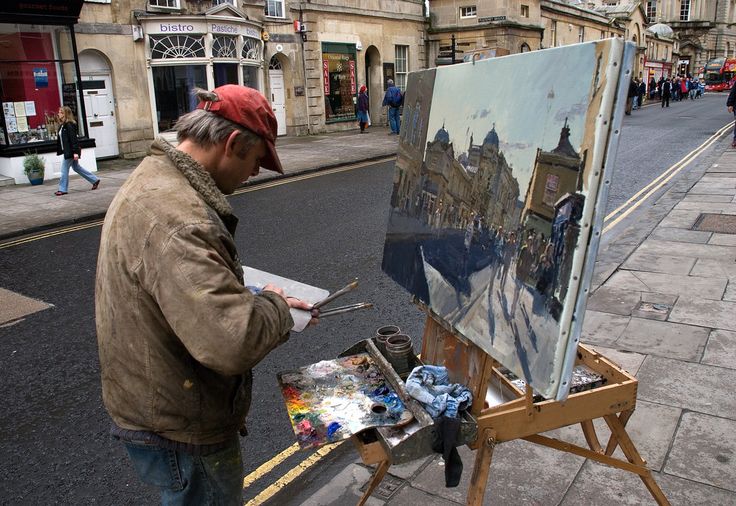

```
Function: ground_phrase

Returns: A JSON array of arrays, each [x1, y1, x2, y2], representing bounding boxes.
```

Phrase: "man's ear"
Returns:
[[223, 130, 242, 158]]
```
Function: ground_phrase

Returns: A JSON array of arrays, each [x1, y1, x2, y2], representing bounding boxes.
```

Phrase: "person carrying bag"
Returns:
[[55, 105, 100, 196]]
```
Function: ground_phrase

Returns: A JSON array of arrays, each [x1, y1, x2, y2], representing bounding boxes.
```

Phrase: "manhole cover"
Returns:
[[360, 473, 404, 500], [692, 213, 736, 234]]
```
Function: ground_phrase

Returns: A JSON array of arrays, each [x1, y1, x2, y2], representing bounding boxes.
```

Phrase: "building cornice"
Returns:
[[541, 0, 612, 24], [298, 3, 426, 23], [428, 20, 543, 35]]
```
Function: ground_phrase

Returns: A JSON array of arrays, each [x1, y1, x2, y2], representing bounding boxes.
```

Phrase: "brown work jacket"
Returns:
[[95, 138, 293, 445]]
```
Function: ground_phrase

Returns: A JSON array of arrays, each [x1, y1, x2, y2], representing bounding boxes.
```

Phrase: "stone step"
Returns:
[[0, 175, 15, 188]]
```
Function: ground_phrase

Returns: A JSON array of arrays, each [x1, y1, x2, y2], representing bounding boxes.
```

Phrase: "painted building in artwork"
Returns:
[[522, 120, 582, 237]]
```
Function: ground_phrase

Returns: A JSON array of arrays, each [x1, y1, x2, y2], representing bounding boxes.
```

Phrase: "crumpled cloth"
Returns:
[[405, 365, 473, 418]]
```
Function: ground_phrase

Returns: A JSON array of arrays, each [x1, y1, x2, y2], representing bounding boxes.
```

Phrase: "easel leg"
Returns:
[[604, 408, 634, 456], [467, 429, 497, 506], [604, 414, 670, 506], [580, 419, 603, 454], [357, 459, 391, 506]]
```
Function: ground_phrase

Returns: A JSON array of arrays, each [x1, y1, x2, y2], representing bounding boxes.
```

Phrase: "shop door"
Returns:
[[82, 74, 118, 158], [268, 70, 286, 136]]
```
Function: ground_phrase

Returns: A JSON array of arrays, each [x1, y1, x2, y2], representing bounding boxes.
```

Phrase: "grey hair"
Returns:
[[174, 88, 260, 150], [387, 79, 394, 85]]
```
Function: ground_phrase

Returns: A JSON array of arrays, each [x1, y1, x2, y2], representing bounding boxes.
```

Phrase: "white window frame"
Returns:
[[646, 1, 657, 23], [265, 0, 285, 18], [459, 6, 477, 19], [148, 0, 180, 8], [212, 0, 236, 6], [680, 0, 690, 21], [395, 45, 409, 92]]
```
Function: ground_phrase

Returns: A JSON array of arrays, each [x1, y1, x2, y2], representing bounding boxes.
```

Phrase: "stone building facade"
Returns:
[[73, 0, 426, 159]]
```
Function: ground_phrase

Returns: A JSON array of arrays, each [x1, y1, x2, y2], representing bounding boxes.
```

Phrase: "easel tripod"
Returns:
[[354, 314, 670, 505]]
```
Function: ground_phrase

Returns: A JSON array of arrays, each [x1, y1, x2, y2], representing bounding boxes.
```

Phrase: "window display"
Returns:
[[152, 65, 207, 132], [322, 43, 357, 122], [0, 24, 84, 147]]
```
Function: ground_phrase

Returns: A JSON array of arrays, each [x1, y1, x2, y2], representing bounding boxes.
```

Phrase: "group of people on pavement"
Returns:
[[627, 74, 704, 113]]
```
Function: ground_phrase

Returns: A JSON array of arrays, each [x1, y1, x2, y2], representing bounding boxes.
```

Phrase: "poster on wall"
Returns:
[[33, 67, 48, 88], [381, 39, 632, 401], [24, 101, 36, 117]]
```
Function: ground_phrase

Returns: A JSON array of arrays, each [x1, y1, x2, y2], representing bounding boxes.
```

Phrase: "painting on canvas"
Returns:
[[382, 39, 630, 400]]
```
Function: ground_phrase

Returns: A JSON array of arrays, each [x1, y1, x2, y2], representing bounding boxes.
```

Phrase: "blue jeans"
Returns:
[[388, 107, 401, 134], [123, 438, 243, 505], [58, 157, 99, 193]]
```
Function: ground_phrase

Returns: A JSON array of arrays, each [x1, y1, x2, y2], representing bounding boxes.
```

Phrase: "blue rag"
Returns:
[[405, 365, 473, 418]]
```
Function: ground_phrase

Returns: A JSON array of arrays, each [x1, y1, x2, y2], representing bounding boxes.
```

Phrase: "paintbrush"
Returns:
[[318, 302, 374, 318], [312, 279, 359, 310]]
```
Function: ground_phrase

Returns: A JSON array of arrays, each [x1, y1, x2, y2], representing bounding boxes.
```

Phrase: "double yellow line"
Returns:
[[602, 120, 733, 234]]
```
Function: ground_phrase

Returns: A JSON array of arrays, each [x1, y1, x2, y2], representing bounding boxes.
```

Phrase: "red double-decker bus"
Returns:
[[704, 57, 736, 91]]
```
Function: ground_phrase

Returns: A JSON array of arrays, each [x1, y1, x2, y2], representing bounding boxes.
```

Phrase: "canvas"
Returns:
[[382, 39, 632, 400]]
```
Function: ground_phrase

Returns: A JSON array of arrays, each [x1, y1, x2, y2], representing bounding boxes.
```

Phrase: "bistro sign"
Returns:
[[145, 19, 262, 38]]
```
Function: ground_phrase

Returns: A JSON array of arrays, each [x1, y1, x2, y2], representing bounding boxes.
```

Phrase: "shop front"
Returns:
[[139, 6, 265, 139], [0, 0, 97, 185], [321, 43, 357, 125]]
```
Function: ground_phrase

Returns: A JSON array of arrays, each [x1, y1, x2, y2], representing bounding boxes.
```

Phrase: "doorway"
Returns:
[[79, 51, 118, 158], [364, 46, 382, 127], [268, 56, 286, 136]]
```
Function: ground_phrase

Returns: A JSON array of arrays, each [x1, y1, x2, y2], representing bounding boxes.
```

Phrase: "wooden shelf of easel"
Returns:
[[353, 314, 670, 505]]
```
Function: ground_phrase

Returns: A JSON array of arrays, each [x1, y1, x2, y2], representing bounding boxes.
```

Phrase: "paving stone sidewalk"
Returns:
[[0, 125, 397, 241], [276, 139, 736, 505]]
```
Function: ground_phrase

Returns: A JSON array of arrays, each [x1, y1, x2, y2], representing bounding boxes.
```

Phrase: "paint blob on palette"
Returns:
[[278, 353, 412, 449]]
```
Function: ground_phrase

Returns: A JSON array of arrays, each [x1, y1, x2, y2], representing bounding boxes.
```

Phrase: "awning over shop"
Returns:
[[0, 0, 84, 25]]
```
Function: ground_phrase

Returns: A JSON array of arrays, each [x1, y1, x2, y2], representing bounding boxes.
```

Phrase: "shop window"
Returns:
[[212, 36, 237, 58], [460, 6, 477, 18], [242, 38, 262, 62], [265, 0, 285, 18], [150, 35, 205, 59], [242, 66, 259, 90], [322, 43, 357, 122], [214, 64, 238, 87], [151, 65, 206, 132], [395, 45, 408, 92], [0, 24, 85, 148]]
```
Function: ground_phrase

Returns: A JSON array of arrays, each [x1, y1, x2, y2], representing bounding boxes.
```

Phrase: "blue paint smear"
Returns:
[[327, 421, 341, 438]]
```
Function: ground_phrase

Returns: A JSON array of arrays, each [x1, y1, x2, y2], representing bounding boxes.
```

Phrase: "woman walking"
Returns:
[[55, 106, 100, 196], [357, 85, 369, 133]]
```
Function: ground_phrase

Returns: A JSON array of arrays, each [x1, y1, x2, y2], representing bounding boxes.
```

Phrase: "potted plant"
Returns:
[[23, 151, 45, 185]]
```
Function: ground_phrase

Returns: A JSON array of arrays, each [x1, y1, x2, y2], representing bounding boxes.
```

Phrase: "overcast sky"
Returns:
[[425, 42, 608, 197]]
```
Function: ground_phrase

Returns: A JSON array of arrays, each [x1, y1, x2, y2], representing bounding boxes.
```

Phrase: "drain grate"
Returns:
[[360, 473, 404, 500], [692, 213, 736, 234]]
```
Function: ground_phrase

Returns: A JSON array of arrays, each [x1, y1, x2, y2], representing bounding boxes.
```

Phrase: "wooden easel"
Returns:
[[354, 315, 670, 505]]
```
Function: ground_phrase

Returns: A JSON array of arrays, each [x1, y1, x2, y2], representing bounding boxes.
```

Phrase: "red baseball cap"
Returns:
[[196, 85, 283, 174]]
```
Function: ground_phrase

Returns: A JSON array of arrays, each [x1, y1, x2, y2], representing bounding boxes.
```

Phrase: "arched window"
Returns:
[[268, 55, 283, 70], [212, 36, 237, 58], [149, 35, 205, 59], [242, 38, 262, 61], [520, 43, 531, 53]]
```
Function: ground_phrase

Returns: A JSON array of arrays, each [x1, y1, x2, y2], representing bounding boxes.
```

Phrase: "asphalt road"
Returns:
[[0, 92, 732, 504]]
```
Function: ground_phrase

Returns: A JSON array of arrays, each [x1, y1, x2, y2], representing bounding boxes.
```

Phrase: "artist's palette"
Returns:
[[278, 353, 411, 449]]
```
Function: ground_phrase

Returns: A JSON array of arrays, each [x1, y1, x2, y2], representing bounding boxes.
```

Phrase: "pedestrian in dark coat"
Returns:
[[661, 79, 671, 108], [726, 82, 736, 147], [637, 80, 646, 108], [626, 78, 637, 115], [357, 84, 369, 133]]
